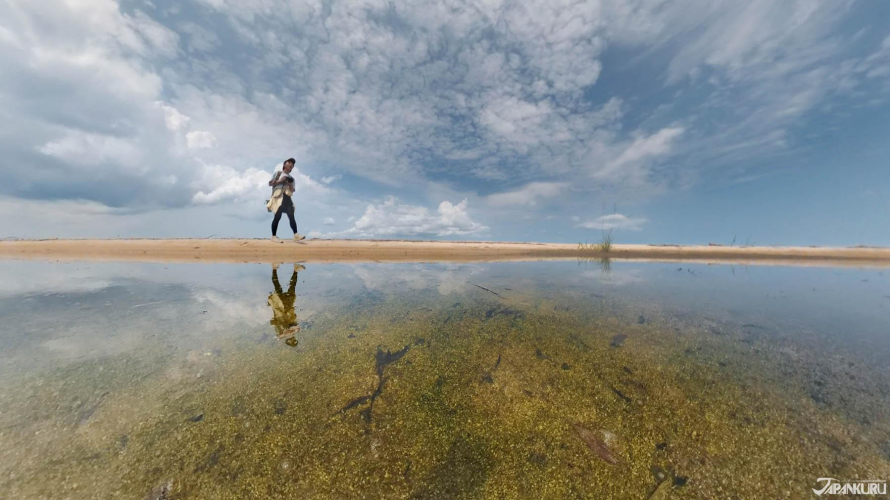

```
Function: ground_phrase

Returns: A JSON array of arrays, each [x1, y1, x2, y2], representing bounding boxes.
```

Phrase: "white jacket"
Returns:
[[266, 172, 295, 213]]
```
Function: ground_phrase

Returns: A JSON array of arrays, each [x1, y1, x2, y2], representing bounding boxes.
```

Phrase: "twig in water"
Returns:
[[131, 300, 173, 308], [468, 282, 504, 299]]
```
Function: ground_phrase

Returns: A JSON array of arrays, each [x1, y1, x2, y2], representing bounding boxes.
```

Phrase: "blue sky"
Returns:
[[1, 0, 888, 245]]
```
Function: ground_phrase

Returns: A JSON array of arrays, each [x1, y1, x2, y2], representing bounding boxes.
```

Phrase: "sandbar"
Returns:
[[0, 239, 889, 267]]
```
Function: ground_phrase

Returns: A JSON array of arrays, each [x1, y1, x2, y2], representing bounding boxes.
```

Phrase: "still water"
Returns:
[[0, 259, 888, 499]]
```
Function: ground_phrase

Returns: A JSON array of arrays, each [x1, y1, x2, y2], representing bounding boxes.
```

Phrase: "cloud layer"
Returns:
[[0, 0, 888, 240]]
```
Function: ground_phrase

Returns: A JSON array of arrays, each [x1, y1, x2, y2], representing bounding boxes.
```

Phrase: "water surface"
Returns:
[[1, 260, 889, 499]]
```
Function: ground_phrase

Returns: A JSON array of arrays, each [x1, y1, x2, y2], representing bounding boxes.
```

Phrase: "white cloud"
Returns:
[[39, 131, 142, 168], [487, 182, 570, 207], [159, 104, 190, 131], [321, 175, 341, 185], [578, 213, 648, 231], [326, 196, 486, 239], [191, 165, 327, 205], [191, 166, 269, 205], [323, 217, 335, 226], [596, 127, 684, 180], [186, 131, 217, 149], [0, 1, 199, 207]]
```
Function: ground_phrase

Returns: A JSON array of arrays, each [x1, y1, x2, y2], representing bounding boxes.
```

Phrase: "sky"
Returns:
[[0, 0, 889, 245]]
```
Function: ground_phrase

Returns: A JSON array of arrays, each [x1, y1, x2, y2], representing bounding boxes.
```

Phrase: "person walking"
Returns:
[[267, 158, 305, 242]]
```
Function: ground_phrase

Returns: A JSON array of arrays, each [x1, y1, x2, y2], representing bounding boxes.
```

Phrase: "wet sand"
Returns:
[[0, 238, 889, 267]]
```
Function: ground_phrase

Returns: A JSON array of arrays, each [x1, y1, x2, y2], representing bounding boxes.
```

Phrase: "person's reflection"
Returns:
[[268, 263, 304, 347]]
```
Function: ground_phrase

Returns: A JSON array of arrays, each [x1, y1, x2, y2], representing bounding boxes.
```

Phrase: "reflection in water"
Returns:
[[0, 260, 889, 499], [268, 264, 304, 347]]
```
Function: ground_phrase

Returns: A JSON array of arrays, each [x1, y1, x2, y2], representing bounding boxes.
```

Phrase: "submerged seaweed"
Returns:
[[336, 344, 412, 423]]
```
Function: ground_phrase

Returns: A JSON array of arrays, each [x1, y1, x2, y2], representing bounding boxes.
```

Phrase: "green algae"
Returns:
[[0, 280, 889, 499]]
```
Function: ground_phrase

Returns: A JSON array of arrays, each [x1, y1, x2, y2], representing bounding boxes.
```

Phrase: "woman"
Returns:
[[267, 158, 305, 242]]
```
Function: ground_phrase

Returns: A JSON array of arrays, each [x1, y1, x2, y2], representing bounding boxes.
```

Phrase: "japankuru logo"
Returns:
[[812, 478, 886, 496]]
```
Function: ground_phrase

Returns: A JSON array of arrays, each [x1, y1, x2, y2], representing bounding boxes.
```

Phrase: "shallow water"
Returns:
[[0, 260, 889, 499]]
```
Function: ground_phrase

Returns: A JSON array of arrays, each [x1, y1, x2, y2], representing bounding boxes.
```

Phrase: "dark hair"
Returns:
[[284, 158, 296, 166]]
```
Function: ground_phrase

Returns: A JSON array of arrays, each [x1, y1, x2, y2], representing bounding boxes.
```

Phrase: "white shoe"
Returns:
[[293, 233, 306, 241], [271, 236, 282, 242]]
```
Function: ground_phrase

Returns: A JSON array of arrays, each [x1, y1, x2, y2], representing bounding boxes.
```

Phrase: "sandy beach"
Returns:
[[0, 238, 889, 267]]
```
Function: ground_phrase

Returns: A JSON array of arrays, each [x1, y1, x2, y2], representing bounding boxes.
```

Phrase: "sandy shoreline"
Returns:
[[0, 238, 889, 267]]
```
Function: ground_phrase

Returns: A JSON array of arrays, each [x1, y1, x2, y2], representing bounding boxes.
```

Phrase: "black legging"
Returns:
[[272, 195, 297, 236]]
